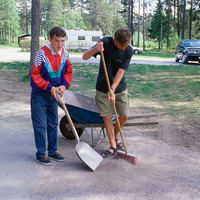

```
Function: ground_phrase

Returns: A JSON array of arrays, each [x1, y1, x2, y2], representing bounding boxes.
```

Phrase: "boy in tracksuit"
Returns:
[[31, 26, 73, 165]]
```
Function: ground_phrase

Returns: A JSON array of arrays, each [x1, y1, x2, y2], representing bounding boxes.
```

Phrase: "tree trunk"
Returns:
[[174, 0, 176, 29], [30, 0, 40, 70], [128, 0, 134, 45], [189, 0, 193, 39], [177, 0, 180, 37], [137, 0, 140, 47], [130, 0, 133, 45], [25, 0, 28, 33], [160, 20, 163, 49], [181, 0, 186, 39], [167, 0, 170, 48], [143, 0, 145, 51], [128, 0, 131, 29]]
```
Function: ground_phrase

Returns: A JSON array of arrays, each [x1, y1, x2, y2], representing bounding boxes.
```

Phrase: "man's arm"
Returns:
[[82, 41, 104, 60], [111, 68, 125, 91], [108, 68, 125, 103]]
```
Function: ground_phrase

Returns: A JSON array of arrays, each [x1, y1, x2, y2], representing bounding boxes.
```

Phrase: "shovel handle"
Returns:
[[56, 92, 80, 144], [100, 51, 127, 153]]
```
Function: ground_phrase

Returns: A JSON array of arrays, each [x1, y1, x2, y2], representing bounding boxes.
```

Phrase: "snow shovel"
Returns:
[[100, 52, 138, 164], [56, 92, 103, 171]]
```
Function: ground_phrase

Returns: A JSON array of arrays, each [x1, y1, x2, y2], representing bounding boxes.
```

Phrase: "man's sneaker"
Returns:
[[36, 156, 52, 166], [49, 152, 66, 162]]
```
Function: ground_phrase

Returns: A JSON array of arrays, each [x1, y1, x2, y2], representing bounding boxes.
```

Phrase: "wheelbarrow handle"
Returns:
[[56, 92, 80, 144]]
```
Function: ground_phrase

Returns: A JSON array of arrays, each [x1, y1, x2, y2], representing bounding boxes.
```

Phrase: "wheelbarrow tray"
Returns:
[[60, 90, 104, 124]]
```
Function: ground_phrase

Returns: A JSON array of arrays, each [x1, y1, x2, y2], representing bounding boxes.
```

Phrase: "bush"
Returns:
[[20, 39, 48, 51], [21, 39, 31, 51], [0, 37, 8, 45]]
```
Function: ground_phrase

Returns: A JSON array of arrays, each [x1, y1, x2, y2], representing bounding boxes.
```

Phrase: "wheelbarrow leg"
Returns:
[[95, 128, 106, 146], [84, 126, 106, 147]]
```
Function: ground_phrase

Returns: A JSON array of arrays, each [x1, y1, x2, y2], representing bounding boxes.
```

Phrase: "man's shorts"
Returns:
[[95, 89, 130, 117]]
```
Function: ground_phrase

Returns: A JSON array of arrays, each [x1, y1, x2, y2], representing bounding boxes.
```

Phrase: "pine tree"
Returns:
[[0, 0, 20, 44], [148, 0, 165, 48]]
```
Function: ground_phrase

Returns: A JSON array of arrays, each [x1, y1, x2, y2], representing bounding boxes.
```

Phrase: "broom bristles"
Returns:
[[115, 150, 138, 164]]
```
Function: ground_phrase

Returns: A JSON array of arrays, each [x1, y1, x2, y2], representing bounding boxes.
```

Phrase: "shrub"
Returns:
[[20, 39, 31, 51], [0, 37, 8, 45], [20, 39, 48, 51]]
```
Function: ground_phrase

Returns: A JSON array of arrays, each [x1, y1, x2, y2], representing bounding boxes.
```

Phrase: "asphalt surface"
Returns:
[[0, 47, 200, 200], [1, 47, 199, 66]]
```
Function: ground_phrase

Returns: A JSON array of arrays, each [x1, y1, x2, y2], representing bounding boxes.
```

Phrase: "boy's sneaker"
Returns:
[[49, 152, 66, 162], [36, 156, 52, 166]]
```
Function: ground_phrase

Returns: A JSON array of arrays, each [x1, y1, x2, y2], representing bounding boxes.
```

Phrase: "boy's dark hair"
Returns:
[[114, 28, 132, 45], [49, 26, 66, 39]]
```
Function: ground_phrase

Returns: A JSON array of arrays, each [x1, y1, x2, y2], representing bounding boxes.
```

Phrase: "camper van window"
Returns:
[[92, 36, 100, 42], [78, 36, 85, 40]]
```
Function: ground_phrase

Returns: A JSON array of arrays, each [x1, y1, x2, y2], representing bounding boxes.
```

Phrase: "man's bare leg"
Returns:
[[101, 115, 116, 156], [114, 115, 129, 147]]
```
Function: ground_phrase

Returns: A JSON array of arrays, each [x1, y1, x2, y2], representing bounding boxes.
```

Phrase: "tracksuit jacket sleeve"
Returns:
[[31, 49, 51, 91]]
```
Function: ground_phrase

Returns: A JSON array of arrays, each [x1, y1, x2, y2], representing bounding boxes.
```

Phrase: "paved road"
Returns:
[[1, 47, 199, 66]]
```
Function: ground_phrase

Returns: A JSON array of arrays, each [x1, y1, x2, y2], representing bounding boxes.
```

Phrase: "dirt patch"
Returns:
[[1, 69, 200, 153], [0, 69, 31, 103]]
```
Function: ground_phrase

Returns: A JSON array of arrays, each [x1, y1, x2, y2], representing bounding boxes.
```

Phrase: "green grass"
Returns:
[[126, 64, 200, 118], [0, 44, 19, 48], [0, 62, 30, 82], [134, 48, 174, 59], [71, 63, 200, 119], [1, 61, 200, 119]]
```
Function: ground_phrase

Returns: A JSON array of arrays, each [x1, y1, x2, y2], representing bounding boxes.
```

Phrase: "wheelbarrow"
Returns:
[[58, 90, 165, 146]]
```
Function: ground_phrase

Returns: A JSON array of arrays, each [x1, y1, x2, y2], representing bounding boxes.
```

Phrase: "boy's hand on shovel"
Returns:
[[57, 85, 66, 96], [50, 85, 66, 100], [50, 86, 60, 100]]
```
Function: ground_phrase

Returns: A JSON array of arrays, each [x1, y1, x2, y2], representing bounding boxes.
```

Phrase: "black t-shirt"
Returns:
[[93, 37, 134, 93]]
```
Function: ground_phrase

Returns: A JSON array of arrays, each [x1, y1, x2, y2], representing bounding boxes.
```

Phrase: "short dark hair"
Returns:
[[49, 26, 66, 39], [114, 28, 132, 45]]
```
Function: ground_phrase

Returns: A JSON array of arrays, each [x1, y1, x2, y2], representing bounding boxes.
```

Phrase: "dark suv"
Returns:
[[175, 39, 200, 64]]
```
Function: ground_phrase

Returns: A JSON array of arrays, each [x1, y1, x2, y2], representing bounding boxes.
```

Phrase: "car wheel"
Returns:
[[182, 55, 188, 64], [134, 49, 139, 54], [175, 55, 179, 62]]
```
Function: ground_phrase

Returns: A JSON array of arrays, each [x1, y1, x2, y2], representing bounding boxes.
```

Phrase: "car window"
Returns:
[[184, 41, 192, 47], [192, 40, 200, 47]]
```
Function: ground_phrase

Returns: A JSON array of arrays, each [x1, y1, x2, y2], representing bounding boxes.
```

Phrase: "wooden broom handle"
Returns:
[[100, 51, 127, 153]]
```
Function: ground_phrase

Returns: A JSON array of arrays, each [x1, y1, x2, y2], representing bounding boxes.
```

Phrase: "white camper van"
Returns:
[[65, 30, 102, 51]]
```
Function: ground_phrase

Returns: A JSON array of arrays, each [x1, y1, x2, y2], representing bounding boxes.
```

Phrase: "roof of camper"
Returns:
[[65, 30, 102, 36]]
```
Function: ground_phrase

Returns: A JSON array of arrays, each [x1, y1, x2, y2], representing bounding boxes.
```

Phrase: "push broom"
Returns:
[[100, 51, 138, 164]]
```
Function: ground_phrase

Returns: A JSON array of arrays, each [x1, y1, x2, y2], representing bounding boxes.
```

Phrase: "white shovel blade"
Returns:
[[76, 142, 103, 171]]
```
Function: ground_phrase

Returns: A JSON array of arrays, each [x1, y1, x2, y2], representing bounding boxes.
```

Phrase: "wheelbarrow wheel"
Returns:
[[59, 115, 84, 140]]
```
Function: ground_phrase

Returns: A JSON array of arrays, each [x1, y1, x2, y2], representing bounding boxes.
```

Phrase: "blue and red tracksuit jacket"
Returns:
[[31, 43, 73, 92]]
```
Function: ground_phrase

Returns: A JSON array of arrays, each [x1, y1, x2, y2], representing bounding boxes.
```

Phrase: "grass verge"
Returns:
[[0, 62, 30, 82], [134, 48, 174, 59]]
